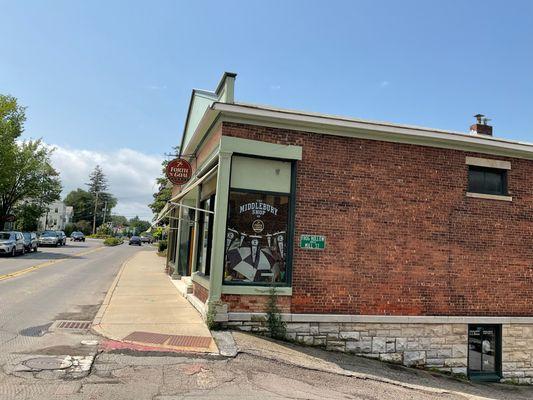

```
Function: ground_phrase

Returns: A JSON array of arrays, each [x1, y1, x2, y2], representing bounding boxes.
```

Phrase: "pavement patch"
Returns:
[[19, 322, 53, 337], [8, 355, 95, 380]]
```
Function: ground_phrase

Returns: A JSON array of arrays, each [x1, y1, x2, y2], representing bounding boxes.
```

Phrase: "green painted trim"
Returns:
[[222, 285, 292, 296], [192, 272, 210, 289], [219, 136, 302, 160], [207, 152, 232, 302]]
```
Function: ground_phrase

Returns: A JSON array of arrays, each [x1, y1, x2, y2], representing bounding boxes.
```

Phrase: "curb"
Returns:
[[91, 251, 138, 331]]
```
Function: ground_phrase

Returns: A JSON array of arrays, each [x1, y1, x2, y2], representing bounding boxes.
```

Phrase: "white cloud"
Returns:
[[269, 84, 281, 90], [48, 144, 163, 221]]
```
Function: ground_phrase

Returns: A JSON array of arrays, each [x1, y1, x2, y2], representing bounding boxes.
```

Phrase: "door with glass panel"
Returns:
[[468, 324, 502, 381]]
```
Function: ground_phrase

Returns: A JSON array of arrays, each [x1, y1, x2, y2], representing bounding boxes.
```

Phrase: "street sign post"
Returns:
[[299, 234, 326, 250]]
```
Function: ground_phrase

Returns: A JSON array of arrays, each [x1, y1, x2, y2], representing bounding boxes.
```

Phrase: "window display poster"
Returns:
[[224, 191, 289, 283]]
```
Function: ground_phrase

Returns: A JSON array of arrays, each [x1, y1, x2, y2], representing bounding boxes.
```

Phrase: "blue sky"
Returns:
[[1, 0, 532, 217]]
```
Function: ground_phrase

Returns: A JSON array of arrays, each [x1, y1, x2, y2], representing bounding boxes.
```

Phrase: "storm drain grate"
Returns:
[[53, 320, 92, 331], [123, 331, 170, 345], [166, 335, 212, 348], [123, 331, 212, 349]]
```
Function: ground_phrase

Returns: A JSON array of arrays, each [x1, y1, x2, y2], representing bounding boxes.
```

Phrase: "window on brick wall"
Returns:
[[224, 190, 290, 285], [468, 166, 508, 196]]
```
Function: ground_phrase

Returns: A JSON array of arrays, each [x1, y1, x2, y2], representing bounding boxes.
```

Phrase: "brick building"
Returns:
[[159, 73, 533, 382]]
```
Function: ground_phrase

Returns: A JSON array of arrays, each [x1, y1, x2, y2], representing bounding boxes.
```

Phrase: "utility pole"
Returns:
[[92, 191, 99, 234], [102, 201, 108, 225]]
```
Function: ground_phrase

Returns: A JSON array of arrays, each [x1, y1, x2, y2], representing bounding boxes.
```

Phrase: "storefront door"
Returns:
[[468, 324, 502, 381]]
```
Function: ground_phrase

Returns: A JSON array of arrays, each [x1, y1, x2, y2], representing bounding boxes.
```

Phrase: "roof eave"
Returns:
[[212, 102, 533, 160]]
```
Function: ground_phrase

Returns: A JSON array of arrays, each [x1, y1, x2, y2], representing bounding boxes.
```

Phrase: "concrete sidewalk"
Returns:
[[92, 250, 217, 353]]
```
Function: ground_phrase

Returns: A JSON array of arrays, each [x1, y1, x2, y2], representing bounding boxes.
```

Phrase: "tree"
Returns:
[[64, 189, 94, 222], [149, 147, 178, 220], [0, 95, 25, 191], [86, 165, 110, 234], [129, 216, 151, 235], [110, 215, 128, 227], [0, 95, 62, 229], [64, 187, 116, 230], [14, 202, 45, 231], [87, 165, 108, 194]]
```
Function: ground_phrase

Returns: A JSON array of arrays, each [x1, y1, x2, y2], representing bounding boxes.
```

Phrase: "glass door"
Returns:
[[468, 324, 502, 381]]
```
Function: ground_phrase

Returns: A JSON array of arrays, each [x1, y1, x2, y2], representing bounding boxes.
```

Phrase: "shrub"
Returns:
[[158, 239, 167, 252], [103, 237, 123, 246], [265, 286, 286, 339]]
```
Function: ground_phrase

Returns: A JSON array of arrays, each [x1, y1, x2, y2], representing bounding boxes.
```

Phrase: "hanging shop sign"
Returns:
[[300, 234, 326, 250], [166, 158, 192, 185], [0, 214, 16, 222]]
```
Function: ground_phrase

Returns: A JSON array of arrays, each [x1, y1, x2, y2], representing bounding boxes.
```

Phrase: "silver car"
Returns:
[[0, 231, 25, 257], [38, 230, 61, 247]]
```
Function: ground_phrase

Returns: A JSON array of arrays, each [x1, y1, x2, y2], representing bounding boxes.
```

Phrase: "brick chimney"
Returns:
[[470, 114, 493, 136]]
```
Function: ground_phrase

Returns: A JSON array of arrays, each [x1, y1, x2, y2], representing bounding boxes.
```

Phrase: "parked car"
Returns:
[[56, 231, 67, 246], [70, 231, 85, 242], [38, 230, 61, 247], [22, 232, 38, 253], [140, 234, 153, 244], [129, 236, 142, 246], [0, 231, 25, 256]]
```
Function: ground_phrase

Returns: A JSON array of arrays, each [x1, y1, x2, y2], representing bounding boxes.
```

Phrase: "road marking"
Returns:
[[0, 246, 105, 282]]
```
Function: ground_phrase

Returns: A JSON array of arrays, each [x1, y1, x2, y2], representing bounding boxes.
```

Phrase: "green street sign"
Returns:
[[300, 235, 325, 250]]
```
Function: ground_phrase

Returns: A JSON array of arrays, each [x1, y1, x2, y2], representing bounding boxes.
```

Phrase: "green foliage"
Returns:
[[96, 224, 113, 236], [64, 187, 116, 227], [206, 301, 223, 330], [103, 237, 123, 246], [0, 95, 62, 229], [265, 286, 287, 339], [0, 94, 26, 192], [158, 239, 167, 252], [152, 226, 165, 241], [64, 223, 76, 236], [149, 146, 179, 220], [86, 165, 108, 194], [129, 216, 151, 235], [110, 215, 128, 227], [14, 202, 46, 231], [64, 189, 94, 222]]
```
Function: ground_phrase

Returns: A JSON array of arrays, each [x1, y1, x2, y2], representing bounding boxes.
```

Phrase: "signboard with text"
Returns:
[[300, 234, 326, 250], [165, 158, 192, 185]]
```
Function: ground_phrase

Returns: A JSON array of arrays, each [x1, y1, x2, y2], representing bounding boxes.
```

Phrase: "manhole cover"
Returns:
[[23, 357, 72, 371]]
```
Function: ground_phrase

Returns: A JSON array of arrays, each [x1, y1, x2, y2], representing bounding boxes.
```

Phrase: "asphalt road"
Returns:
[[1, 241, 532, 399], [0, 239, 145, 365]]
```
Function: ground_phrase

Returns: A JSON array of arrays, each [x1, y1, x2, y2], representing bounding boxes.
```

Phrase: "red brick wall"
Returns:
[[222, 122, 533, 316], [222, 294, 291, 313], [193, 282, 209, 304]]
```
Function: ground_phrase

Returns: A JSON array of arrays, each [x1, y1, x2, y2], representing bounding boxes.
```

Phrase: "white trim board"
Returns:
[[213, 103, 533, 160]]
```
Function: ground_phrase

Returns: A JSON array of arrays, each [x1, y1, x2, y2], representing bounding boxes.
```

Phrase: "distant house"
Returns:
[[38, 201, 73, 231]]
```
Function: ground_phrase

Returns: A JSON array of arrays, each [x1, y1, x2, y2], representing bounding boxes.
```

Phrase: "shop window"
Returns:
[[196, 194, 215, 276], [468, 324, 502, 381], [224, 190, 291, 285], [468, 166, 507, 195]]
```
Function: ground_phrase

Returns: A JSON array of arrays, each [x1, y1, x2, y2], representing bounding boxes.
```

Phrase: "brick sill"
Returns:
[[466, 192, 512, 202]]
